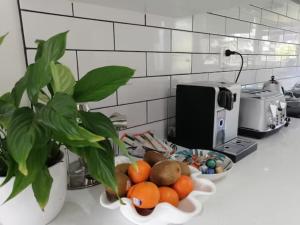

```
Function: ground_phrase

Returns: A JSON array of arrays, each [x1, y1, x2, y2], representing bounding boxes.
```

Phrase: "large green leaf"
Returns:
[[38, 91, 50, 104], [7, 107, 48, 175], [39, 31, 68, 63], [0, 33, 8, 46], [79, 111, 130, 157], [50, 62, 76, 95], [37, 93, 104, 144], [5, 144, 49, 203], [79, 111, 118, 139], [0, 155, 16, 187], [34, 40, 45, 62], [54, 133, 101, 149], [11, 75, 28, 107], [0, 93, 16, 128], [26, 59, 52, 103], [74, 66, 135, 102], [32, 167, 53, 210], [83, 141, 117, 192]]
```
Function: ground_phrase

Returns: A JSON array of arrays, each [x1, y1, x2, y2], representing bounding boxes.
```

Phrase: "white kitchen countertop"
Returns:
[[49, 118, 300, 225]]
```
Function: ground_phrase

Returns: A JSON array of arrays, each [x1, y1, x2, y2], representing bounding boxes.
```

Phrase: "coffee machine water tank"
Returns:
[[175, 81, 241, 150]]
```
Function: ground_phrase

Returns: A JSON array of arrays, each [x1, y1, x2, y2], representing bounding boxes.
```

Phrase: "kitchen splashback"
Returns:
[[19, 0, 300, 138]]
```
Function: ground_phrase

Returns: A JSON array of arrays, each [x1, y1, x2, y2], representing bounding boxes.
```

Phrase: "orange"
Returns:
[[172, 175, 194, 200], [128, 160, 151, 183], [127, 184, 137, 198], [127, 182, 160, 209], [158, 187, 179, 207]]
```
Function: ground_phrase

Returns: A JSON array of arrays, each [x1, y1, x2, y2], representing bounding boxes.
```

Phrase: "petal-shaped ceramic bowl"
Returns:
[[171, 149, 234, 182], [99, 156, 216, 225]]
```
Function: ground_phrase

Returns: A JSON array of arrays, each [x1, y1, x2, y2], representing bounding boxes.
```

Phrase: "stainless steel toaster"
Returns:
[[238, 89, 289, 138]]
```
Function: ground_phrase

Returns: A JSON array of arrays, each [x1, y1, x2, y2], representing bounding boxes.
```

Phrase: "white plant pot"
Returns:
[[0, 155, 67, 225]]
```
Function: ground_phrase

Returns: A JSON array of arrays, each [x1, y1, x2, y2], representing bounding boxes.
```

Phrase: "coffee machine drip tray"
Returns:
[[213, 137, 257, 163]]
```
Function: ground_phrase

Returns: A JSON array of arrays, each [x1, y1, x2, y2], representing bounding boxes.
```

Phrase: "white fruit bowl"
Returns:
[[99, 156, 216, 225]]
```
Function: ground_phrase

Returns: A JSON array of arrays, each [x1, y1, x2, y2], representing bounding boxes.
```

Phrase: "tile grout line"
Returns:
[[122, 117, 175, 131], [71, 2, 74, 16], [24, 47, 300, 56], [17, 0, 29, 67], [75, 50, 80, 81], [146, 100, 149, 123], [192, 15, 194, 74], [170, 30, 173, 52], [116, 90, 119, 106], [145, 52, 148, 76], [113, 22, 116, 51], [192, 15, 194, 32]]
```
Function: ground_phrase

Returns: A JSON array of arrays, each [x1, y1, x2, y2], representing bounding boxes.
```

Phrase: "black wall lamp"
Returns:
[[224, 49, 244, 84]]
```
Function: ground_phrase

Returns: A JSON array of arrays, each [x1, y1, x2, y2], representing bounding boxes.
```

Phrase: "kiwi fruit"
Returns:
[[143, 151, 166, 166], [106, 172, 131, 202], [150, 160, 181, 186], [115, 163, 130, 174], [135, 207, 154, 216], [105, 190, 118, 202], [179, 162, 191, 176]]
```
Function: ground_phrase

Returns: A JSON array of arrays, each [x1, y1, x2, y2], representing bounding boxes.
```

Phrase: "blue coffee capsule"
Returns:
[[206, 159, 217, 169], [207, 168, 215, 174]]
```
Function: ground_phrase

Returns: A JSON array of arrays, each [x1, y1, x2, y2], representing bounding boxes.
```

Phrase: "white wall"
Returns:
[[18, 0, 300, 139], [0, 0, 26, 94]]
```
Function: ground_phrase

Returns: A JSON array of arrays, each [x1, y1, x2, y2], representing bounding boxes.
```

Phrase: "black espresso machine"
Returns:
[[174, 81, 257, 162]]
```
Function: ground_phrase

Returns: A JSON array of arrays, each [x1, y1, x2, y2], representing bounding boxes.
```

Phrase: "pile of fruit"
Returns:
[[106, 151, 194, 215]]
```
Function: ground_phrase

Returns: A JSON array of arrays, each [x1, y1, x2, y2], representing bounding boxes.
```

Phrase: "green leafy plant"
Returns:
[[0, 32, 135, 209]]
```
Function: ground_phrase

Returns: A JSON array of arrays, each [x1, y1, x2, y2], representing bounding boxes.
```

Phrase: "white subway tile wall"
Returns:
[[115, 24, 170, 51], [146, 14, 192, 31], [287, 2, 299, 19], [237, 39, 259, 54], [192, 54, 221, 73], [19, 0, 300, 138], [22, 12, 114, 50], [237, 70, 257, 85], [213, 7, 240, 19], [239, 5, 261, 23], [272, 0, 288, 15], [209, 35, 237, 53], [172, 31, 210, 53], [226, 19, 251, 38], [77, 51, 146, 77], [93, 102, 147, 128], [147, 99, 169, 123], [250, 24, 269, 40], [261, 10, 279, 27], [20, 0, 72, 15], [209, 71, 236, 83], [147, 53, 191, 76], [193, 14, 226, 34], [73, 2, 145, 25], [268, 28, 284, 42], [117, 76, 170, 104]]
